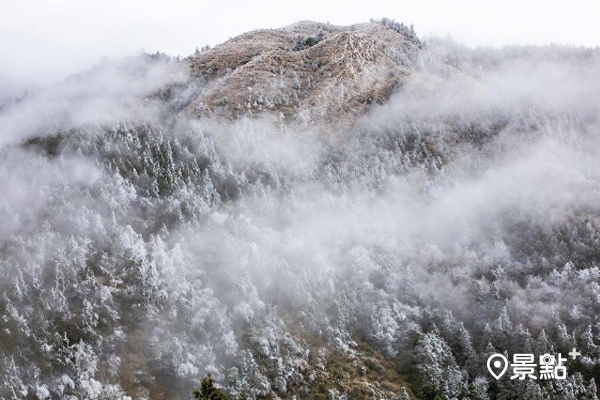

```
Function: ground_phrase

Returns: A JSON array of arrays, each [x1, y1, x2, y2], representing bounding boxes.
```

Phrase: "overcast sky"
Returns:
[[2, 0, 599, 97]]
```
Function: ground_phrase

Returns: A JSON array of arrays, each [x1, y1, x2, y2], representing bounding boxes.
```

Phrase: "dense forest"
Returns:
[[1, 21, 600, 399]]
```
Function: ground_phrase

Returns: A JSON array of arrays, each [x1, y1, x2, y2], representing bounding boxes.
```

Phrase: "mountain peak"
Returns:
[[186, 20, 421, 131]]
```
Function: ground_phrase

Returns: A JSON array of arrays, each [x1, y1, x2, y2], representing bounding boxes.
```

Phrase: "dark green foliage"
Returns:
[[193, 374, 230, 400], [292, 32, 324, 51], [23, 132, 67, 156]]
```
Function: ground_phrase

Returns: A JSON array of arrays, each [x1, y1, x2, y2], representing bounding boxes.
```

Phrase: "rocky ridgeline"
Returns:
[[186, 21, 421, 132]]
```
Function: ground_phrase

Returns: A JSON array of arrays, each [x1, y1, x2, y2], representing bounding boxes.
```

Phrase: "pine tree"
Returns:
[[193, 374, 230, 400], [413, 332, 462, 399], [581, 325, 600, 358], [587, 378, 599, 400], [399, 387, 411, 400], [523, 381, 544, 400], [535, 329, 553, 357]]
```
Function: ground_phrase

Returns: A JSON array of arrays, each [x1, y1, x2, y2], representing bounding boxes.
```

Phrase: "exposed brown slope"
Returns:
[[185, 21, 421, 132]]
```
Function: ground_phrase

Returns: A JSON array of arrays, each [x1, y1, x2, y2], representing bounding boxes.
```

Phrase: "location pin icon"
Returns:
[[487, 354, 508, 380]]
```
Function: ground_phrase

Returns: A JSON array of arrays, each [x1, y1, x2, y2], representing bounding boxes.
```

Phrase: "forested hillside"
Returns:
[[1, 21, 600, 400]]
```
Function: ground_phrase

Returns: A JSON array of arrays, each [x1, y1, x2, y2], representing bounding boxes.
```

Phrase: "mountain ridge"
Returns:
[[184, 20, 421, 134]]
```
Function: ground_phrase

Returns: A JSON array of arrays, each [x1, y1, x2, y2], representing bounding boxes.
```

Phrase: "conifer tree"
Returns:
[[193, 374, 230, 400]]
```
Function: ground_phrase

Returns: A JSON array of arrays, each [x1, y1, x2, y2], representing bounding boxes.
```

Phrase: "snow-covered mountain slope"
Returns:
[[1, 20, 600, 400]]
